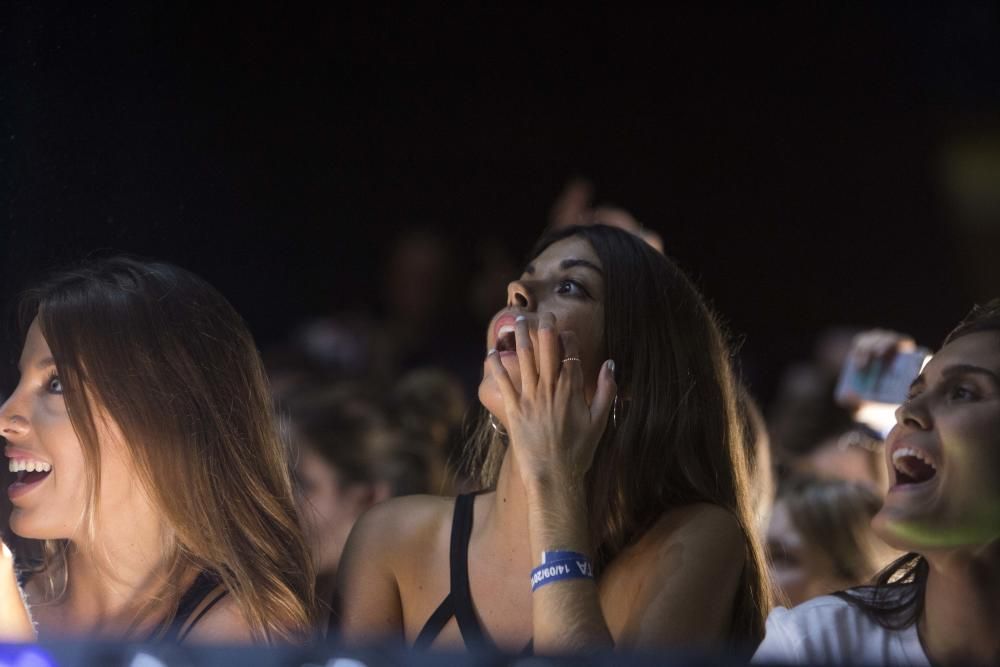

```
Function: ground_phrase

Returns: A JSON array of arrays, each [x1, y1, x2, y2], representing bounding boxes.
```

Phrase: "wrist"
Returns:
[[524, 470, 586, 504]]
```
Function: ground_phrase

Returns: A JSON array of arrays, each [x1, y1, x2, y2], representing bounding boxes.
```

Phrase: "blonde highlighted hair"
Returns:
[[18, 257, 315, 642]]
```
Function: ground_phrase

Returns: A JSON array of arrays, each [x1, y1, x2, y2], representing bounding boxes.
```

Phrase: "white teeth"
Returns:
[[7, 459, 52, 474], [892, 447, 937, 469], [498, 325, 516, 336]]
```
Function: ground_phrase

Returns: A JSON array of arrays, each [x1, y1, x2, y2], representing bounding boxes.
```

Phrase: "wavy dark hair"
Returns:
[[836, 297, 1000, 629], [462, 224, 771, 646], [15, 257, 316, 642]]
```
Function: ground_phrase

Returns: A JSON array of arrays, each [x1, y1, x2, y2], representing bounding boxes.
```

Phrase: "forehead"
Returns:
[[20, 318, 53, 364], [530, 236, 602, 270], [925, 331, 1000, 377]]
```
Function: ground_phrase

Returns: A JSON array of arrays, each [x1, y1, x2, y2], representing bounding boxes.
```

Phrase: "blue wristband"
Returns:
[[530, 556, 594, 592], [540, 550, 587, 564]]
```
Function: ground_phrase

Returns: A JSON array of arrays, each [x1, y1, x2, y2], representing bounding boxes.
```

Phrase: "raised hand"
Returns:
[[0, 542, 35, 642], [486, 311, 616, 492]]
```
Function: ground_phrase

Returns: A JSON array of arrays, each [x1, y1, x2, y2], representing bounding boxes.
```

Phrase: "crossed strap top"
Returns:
[[413, 493, 532, 654]]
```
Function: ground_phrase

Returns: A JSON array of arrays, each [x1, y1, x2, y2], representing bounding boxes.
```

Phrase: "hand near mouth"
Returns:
[[486, 311, 616, 493], [0, 542, 36, 642]]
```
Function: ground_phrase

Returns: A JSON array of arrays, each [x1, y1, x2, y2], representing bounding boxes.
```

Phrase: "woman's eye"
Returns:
[[949, 384, 977, 401], [555, 280, 587, 297], [45, 375, 63, 395]]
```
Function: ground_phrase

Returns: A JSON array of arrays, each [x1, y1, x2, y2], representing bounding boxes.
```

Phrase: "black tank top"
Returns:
[[414, 493, 532, 654], [149, 570, 229, 642]]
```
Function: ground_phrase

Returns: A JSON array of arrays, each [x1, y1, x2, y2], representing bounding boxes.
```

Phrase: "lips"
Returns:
[[5, 447, 53, 500]]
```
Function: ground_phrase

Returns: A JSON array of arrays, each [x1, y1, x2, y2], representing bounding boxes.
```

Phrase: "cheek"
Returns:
[[35, 416, 88, 498]]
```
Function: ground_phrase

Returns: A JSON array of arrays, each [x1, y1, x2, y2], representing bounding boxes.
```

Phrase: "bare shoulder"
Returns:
[[345, 494, 456, 567], [181, 594, 255, 644], [338, 494, 458, 641]]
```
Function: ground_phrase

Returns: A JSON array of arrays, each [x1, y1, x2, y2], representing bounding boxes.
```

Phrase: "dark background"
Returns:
[[4, 1, 999, 404]]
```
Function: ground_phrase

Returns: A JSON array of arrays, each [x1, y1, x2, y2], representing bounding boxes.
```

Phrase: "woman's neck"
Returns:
[[920, 542, 1000, 665], [481, 450, 534, 565], [57, 510, 172, 636]]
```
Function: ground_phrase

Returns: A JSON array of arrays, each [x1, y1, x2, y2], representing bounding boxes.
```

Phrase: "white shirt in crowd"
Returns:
[[752, 594, 930, 665]]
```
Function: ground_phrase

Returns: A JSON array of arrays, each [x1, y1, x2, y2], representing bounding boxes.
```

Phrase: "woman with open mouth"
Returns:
[[0, 257, 315, 643], [337, 224, 772, 654], [754, 299, 1000, 665]]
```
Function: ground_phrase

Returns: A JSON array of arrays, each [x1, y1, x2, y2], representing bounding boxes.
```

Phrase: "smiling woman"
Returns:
[[754, 299, 1000, 666], [0, 257, 315, 643], [337, 225, 770, 654]]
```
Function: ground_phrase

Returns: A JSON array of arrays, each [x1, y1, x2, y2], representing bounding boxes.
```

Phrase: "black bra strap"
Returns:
[[176, 587, 228, 642], [155, 570, 224, 643], [413, 593, 455, 649], [414, 493, 490, 650], [449, 493, 487, 647]]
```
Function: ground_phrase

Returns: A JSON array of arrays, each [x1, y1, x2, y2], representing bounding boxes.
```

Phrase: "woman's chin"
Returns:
[[8, 512, 45, 540]]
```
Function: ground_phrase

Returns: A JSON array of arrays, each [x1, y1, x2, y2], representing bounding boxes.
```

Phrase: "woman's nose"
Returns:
[[895, 396, 930, 431], [0, 396, 30, 441], [506, 279, 536, 310]]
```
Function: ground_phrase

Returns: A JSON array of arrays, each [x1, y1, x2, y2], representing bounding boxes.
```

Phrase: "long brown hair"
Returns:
[[18, 257, 315, 642], [462, 225, 771, 646]]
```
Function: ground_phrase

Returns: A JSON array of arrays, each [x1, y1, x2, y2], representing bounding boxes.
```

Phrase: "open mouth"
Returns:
[[891, 447, 937, 486], [495, 324, 517, 354], [8, 458, 52, 494]]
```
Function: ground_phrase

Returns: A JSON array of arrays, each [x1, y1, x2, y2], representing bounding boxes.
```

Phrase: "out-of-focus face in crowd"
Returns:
[[295, 443, 376, 577], [766, 497, 845, 606], [874, 331, 1000, 550], [766, 477, 898, 607]]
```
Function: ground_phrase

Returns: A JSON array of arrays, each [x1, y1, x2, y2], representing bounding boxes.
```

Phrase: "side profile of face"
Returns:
[[766, 499, 852, 606], [0, 319, 138, 541], [873, 331, 1000, 551], [478, 235, 607, 426]]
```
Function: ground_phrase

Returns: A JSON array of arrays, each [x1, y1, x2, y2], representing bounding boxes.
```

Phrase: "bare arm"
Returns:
[[616, 506, 746, 647], [336, 501, 405, 643], [487, 313, 617, 652]]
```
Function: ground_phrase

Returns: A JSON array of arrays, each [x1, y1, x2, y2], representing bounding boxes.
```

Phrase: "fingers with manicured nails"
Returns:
[[537, 312, 561, 390], [590, 360, 617, 426], [486, 348, 520, 407], [558, 329, 584, 396], [514, 315, 538, 396]]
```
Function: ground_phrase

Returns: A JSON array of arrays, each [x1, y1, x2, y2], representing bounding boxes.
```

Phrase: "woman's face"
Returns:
[[872, 331, 1000, 551], [478, 235, 607, 426], [294, 444, 371, 576], [0, 319, 137, 540], [766, 499, 851, 606]]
